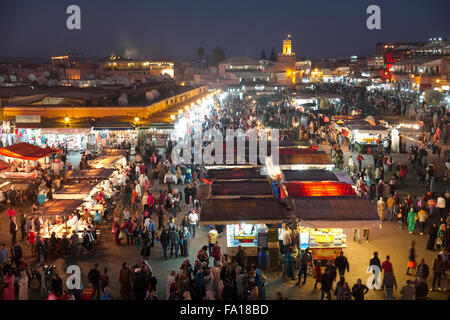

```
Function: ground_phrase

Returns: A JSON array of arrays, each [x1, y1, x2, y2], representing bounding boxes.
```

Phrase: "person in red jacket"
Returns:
[[357, 153, 364, 171], [313, 261, 322, 290], [381, 255, 393, 274], [211, 241, 222, 267]]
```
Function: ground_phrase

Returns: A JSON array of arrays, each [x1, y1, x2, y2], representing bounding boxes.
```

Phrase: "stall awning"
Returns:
[[0, 143, 59, 161], [206, 167, 266, 181], [278, 151, 333, 166], [69, 169, 115, 179], [199, 198, 294, 225], [210, 181, 273, 197], [285, 182, 356, 197], [291, 196, 379, 221], [55, 183, 96, 195], [282, 170, 339, 182], [0, 160, 10, 171], [37, 199, 84, 216]]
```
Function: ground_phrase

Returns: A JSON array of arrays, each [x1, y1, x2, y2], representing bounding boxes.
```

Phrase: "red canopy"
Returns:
[[285, 181, 356, 197], [0, 143, 58, 161]]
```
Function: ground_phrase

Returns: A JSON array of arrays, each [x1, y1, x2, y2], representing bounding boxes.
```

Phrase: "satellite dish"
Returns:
[[88, 74, 95, 80], [145, 92, 154, 101], [47, 79, 57, 87], [37, 76, 46, 85], [43, 71, 50, 77], [28, 74, 36, 82], [150, 89, 160, 98], [118, 94, 128, 106]]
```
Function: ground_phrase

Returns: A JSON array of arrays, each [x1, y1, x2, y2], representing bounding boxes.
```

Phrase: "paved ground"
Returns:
[[0, 143, 448, 300]]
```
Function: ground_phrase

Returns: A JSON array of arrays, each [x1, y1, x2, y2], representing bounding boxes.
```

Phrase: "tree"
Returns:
[[197, 47, 205, 60], [260, 49, 267, 60], [211, 46, 225, 66], [269, 46, 277, 62]]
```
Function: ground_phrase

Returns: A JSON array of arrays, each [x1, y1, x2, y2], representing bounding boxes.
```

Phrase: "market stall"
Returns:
[[88, 153, 127, 169], [206, 166, 267, 181], [289, 196, 379, 265], [53, 183, 96, 200], [69, 168, 116, 180], [200, 197, 294, 264], [0, 142, 59, 171], [36, 199, 89, 240], [271, 148, 334, 173]]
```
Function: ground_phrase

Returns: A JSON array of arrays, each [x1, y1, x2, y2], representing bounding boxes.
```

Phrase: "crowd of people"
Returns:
[[0, 82, 448, 301]]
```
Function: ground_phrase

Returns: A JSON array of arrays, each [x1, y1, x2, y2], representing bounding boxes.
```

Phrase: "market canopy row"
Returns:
[[37, 199, 84, 216], [200, 196, 379, 227], [0, 142, 58, 161], [69, 168, 116, 179]]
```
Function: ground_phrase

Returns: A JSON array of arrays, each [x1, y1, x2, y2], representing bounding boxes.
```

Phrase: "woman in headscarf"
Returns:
[[3, 269, 15, 300], [427, 223, 438, 251], [255, 267, 266, 300], [377, 197, 386, 221], [166, 270, 176, 300], [286, 247, 296, 280], [407, 207, 417, 234], [147, 192, 155, 214], [437, 218, 447, 250], [18, 270, 28, 300]]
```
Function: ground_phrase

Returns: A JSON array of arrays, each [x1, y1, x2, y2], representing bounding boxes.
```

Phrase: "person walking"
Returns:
[[88, 264, 101, 300], [9, 216, 18, 245], [211, 242, 222, 267], [119, 262, 133, 300], [334, 251, 350, 279], [160, 228, 170, 260], [400, 280, 415, 300], [386, 195, 396, 221], [320, 270, 333, 300], [169, 226, 180, 259], [427, 223, 438, 251], [313, 261, 322, 290], [407, 208, 417, 234], [296, 250, 310, 285], [406, 241, 416, 275], [381, 270, 397, 300], [415, 258, 430, 282], [351, 278, 369, 300], [431, 254, 444, 291], [188, 210, 198, 239], [3, 269, 15, 300], [414, 277, 429, 300], [183, 227, 191, 257], [381, 255, 393, 274], [207, 226, 219, 255], [417, 207, 428, 235], [18, 270, 28, 300]]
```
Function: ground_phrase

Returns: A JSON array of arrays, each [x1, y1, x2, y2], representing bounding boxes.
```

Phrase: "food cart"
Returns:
[[36, 199, 87, 241], [296, 227, 347, 266]]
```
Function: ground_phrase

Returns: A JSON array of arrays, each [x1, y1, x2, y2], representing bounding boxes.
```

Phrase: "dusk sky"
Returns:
[[0, 0, 449, 60]]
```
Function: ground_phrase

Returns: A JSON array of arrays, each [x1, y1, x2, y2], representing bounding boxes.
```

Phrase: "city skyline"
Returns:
[[0, 0, 449, 60]]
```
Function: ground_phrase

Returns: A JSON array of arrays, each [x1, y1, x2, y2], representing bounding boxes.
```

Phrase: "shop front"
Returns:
[[296, 227, 347, 266]]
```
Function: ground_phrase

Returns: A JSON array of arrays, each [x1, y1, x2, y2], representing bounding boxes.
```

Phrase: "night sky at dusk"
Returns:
[[0, 0, 449, 60]]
